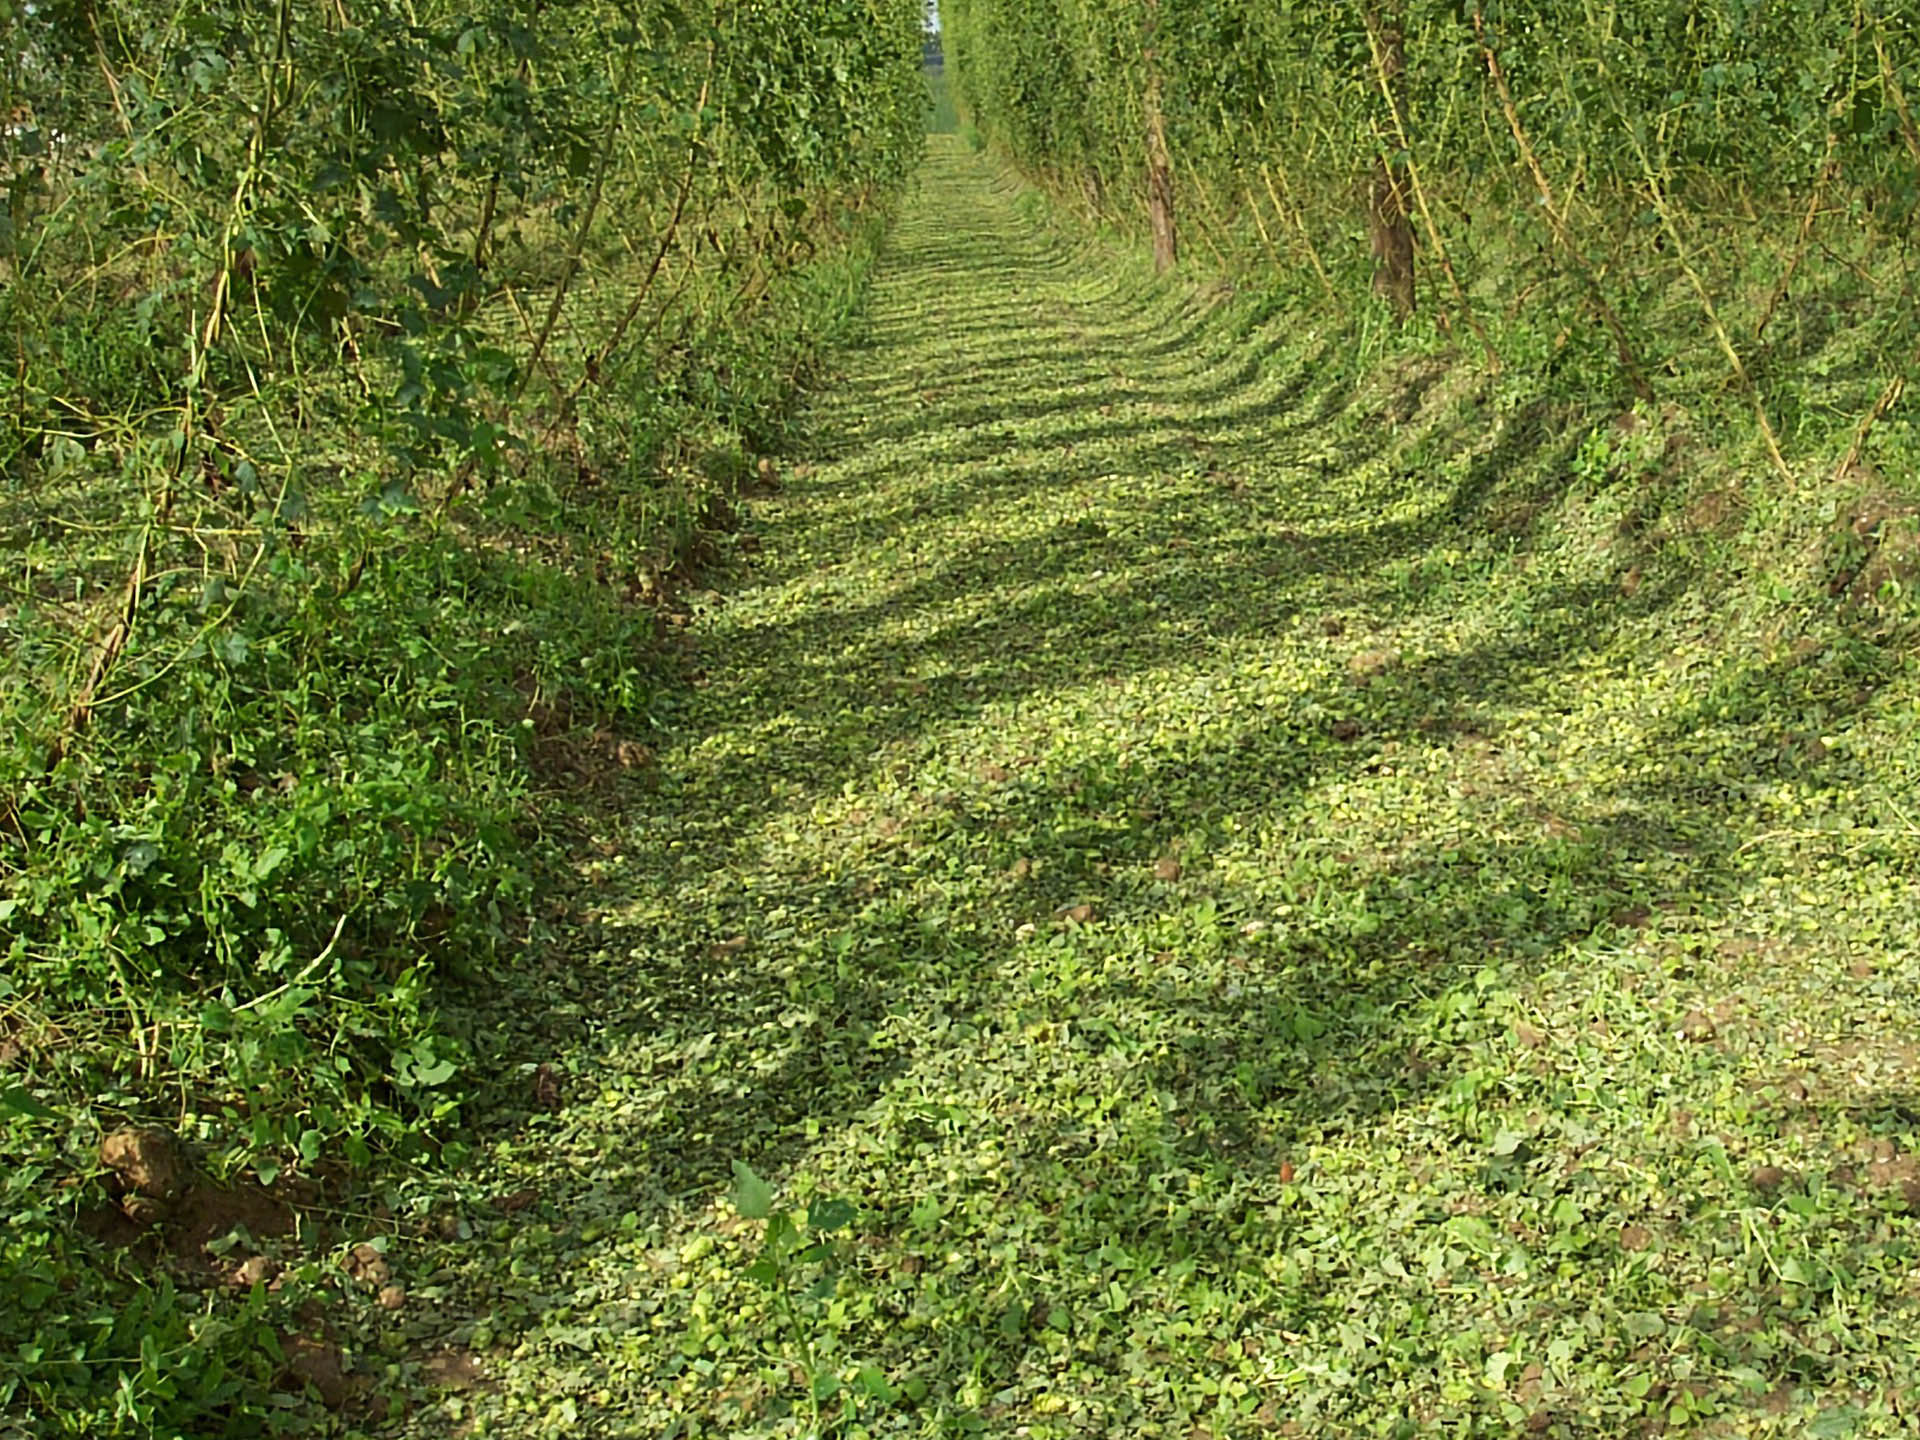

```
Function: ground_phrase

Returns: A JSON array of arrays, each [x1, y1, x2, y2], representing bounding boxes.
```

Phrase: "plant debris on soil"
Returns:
[[50, 137, 1913, 1439]]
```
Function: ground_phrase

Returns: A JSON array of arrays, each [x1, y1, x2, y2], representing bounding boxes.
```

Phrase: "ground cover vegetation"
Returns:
[[0, 1, 925, 1431], [390, 142, 1920, 1437], [4, 1, 1920, 1437]]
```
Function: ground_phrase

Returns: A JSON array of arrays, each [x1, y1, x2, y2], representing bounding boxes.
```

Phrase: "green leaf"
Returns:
[[857, 1364, 899, 1402], [807, 1197, 856, 1232], [767, 1212, 799, 1250], [0, 1086, 58, 1121], [732, 1160, 774, 1220]]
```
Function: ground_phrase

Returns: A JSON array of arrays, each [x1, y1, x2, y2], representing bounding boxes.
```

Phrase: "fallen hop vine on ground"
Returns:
[[0, 1, 927, 1431], [5, 10, 1920, 1433], [378, 142, 1918, 1438]]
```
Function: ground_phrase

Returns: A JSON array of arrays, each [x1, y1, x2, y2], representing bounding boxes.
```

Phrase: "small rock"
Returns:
[[282, 1335, 351, 1410], [1619, 1224, 1652, 1252], [532, 1064, 564, 1113], [1153, 857, 1183, 882], [1849, 960, 1876, 980], [1347, 648, 1400, 684], [1055, 904, 1095, 926], [1866, 1150, 1918, 1198], [1513, 1023, 1547, 1049], [1749, 1165, 1791, 1194], [280, 1336, 357, 1413], [422, 1349, 486, 1391], [1677, 1010, 1717, 1043], [233, 1255, 281, 1288], [120, 1194, 167, 1229], [100, 1126, 182, 1200], [376, 1284, 407, 1311], [344, 1242, 391, 1288], [1014, 922, 1038, 940]]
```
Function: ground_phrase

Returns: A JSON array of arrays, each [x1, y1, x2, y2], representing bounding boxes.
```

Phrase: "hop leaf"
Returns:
[[732, 1160, 774, 1220]]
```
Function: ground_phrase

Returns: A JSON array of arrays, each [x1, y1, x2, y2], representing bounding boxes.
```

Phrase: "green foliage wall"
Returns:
[[0, 1, 926, 1429], [945, 0, 1920, 456], [948, 1, 1920, 208]]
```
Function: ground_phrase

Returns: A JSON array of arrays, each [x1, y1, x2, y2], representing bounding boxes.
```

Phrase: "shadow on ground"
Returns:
[[417, 139, 1920, 1440]]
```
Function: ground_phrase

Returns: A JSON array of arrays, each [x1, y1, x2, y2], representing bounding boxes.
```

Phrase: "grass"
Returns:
[[51, 136, 1920, 1437]]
